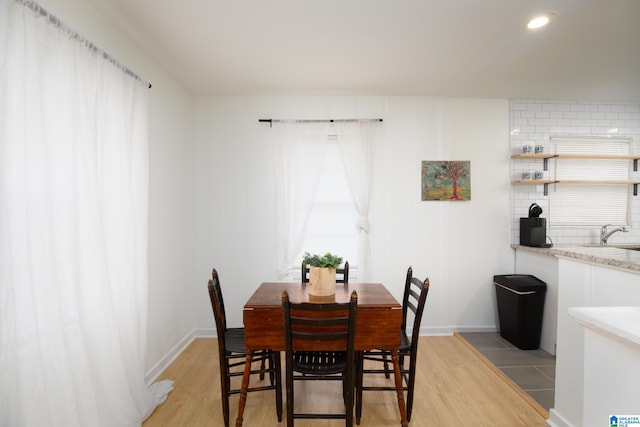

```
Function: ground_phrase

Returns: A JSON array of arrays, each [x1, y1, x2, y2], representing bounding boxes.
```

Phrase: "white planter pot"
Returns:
[[308, 266, 336, 296]]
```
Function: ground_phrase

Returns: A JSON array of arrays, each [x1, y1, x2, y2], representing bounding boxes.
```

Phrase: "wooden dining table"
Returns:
[[235, 281, 407, 427]]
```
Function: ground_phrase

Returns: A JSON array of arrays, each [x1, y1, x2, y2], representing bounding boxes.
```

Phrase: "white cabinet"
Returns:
[[569, 307, 640, 427], [550, 258, 640, 427]]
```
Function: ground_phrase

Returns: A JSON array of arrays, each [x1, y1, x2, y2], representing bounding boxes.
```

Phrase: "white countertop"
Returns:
[[569, 306, 640, 348]]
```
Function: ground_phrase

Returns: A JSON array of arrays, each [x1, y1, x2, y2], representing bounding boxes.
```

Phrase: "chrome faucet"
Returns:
[[600, 224, 629, 245]]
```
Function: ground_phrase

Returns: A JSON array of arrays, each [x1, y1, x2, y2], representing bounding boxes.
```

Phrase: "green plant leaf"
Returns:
[[302, 251, 343, 269]]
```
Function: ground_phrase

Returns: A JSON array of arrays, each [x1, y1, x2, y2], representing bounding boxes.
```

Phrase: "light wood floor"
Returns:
[[143, 335, 548, 426]]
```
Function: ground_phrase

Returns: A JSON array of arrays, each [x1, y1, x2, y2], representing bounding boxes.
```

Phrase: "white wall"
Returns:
[[31, 1, 515, 378], [37, 0, 196, 376], [192, 96, 513, 335]]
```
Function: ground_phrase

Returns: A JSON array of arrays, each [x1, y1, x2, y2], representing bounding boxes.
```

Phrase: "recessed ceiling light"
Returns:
[[527, 12, 558, 30]]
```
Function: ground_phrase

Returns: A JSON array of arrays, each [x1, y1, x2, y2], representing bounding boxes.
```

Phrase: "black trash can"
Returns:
[[493, 274, 546, 350]]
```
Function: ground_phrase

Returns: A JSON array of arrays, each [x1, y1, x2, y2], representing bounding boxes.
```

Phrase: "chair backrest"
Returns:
[[301, 261, 350, 284], [401, 267, 430, 346], [208, 268, 227, 333], [282, 290, 358, 353]]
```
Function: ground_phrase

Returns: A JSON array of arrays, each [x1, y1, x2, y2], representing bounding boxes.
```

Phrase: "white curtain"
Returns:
[[335, 121, 379, 281], [0, 1, 172, 426], [274, 121, 329, 278], [273, 120, 380, 280]]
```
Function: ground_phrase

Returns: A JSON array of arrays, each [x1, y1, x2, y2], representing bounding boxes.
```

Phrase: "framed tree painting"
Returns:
[[421, 160, 471, 201]]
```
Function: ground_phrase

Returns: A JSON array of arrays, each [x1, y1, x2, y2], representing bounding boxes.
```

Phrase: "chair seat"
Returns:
[[292, 351, 348, 375], [399, 330, 410, 352], [368, 330, 410, 356], [224, 327, 248, 353]]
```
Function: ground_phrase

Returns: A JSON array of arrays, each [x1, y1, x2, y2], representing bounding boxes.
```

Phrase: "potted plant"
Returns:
[[302, 252, 343, 296]]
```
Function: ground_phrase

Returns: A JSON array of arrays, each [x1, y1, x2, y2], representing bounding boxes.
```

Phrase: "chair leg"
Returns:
[[235, 351, 255, 427], [406, 353, 417, 422], [342, 374, 347, 403], [285, 357, 294, 427], [392, 350, 408, 427], [220, 358, 231, 427], [355, 352, 363, 425], [267, 350, 274, 385], [382, 352, 391, 379], [274, 352, 283, 422], [346, 361, 355, 427], [259, 351, 266, 380]]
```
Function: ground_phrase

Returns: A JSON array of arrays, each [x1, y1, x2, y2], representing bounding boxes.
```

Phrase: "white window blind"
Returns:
[[548, 136, 632, 227]]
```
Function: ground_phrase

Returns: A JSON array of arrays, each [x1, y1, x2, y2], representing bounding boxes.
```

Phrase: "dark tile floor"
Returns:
[[459, 332, 556, 412]]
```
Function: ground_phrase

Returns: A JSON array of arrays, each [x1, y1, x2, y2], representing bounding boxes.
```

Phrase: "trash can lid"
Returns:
[[493, 274, 547, 292]]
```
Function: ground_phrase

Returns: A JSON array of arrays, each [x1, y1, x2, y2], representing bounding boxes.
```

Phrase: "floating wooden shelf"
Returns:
[[511, 179, 556, 184], [512, 179, 640, 196], [552, 154, 640, 161], [555, 180, 640, 185], [511, 153, 640, 160], [512, 179, 640, 184], [512, 152, 639, 195], [511, 153, 556, 159]]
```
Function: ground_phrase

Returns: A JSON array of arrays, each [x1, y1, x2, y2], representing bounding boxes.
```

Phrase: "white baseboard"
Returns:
[[419, 326, 455, 336], [452, 325, 499, 334], [194, 327, 216, 338], [145, 328, 217, 385], [145, 332, 196, 385], [547, 408, 572, 427]]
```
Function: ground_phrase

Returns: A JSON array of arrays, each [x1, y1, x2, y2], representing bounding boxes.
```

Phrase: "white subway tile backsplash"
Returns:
[[510, 99, 640, 246]]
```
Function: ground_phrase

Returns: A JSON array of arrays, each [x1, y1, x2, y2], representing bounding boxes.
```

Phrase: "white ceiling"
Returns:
[[88, 0, 640, 102]]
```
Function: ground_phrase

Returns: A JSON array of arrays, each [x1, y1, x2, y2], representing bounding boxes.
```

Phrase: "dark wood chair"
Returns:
[[281, 289, 358, 426], [208, 269, 282, 427], [355, 267, 430, 424], [301, 260, 349, 283]]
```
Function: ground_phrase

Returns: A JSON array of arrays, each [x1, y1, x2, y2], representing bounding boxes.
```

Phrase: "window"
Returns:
[[292, 138, 359, 278], [274, 120, 378, 281], [548, 136, 633, 227]]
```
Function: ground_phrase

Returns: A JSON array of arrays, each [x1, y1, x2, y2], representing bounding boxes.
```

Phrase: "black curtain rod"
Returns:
[[259, 118, 383, 127]]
